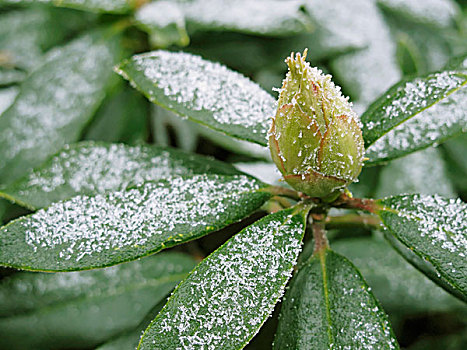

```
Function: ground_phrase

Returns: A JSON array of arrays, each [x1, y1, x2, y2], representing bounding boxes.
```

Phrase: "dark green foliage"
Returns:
[[0, 1, 465, 349]]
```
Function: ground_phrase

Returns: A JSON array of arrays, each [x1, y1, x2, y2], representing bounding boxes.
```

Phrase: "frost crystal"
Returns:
[[141, 210, 305, 349], [0, 31, 118, 184], [181, 0, 309, 35], [3, 175, 265, 267], [391, 194, 466, 257], [118, 50, 275, 143], [366, 86, 467, 163], [7, 142, 239, 208]]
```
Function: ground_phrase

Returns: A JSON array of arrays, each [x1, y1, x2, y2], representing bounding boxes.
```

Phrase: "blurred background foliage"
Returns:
[[0, 0, 466, 349]]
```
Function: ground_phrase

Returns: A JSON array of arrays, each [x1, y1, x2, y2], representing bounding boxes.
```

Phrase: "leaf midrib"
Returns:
[[319, 250, 335, 348]]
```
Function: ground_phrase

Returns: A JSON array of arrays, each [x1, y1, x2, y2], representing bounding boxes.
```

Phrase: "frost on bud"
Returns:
[[268, 49, 364, 201]]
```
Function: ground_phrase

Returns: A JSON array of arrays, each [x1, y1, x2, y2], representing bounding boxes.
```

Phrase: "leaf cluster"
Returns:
[[0, 0, 466, 349]]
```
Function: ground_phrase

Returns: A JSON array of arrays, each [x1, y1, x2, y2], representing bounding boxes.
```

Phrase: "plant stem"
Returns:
[[325, 213, 382, 229], [311, 213, 329, 254], [264, 197, 290, 213], [262, 186, 301, 201], [331, 192, 381, 213]]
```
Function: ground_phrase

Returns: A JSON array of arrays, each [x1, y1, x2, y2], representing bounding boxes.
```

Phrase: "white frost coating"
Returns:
[[391, 194, 467, 258], [181, 0, 308, 34], [136, 1, 185, 28], [376, 147, 455, 198], [14, 175, 261, 261], [130, 50, 275, 136], [366, 86, 467, 162], [309, 0, 400, 110], [377, 0, 459, 28], [0, 87, 19, 115], [21, 143, 232, 195], [1, 0, 130, 12], [0, 32, 116, 183], [365, 71, 465, 133], [147, 211, 303, 349]]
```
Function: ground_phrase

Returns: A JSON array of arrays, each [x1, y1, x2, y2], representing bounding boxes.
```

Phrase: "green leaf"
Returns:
[[0, 8, 60, 70], [96, 299, 166, 350], [0, 28, 123, 185], [377, 194, 467, 302], [0, 141, 242, 210], [115, 50, 275, 146], [0, 0, 134, 14], [0, 68, 26, 86], [376, 147, 455, 198], [274, 249, 399, 349], [302, 1, 369, 60], [138, 206, 309, 350], [0, 252, 195, 349], [384, 12, 454, 75], [0, 86, 18, 115], [442, 133, 467, 194], [377, 0, 460, 29], [333, 238, 462, 314], [0, 174, 272, 271], [362, 70, 467, 148], [365, 87, 467, 165], [0, 7, 96, 71], [0, 200, 7, 226], [181, 0, 312, 37], [84, 87, 148, 144], [134, 1, 189, 48], [325, 0, 401, 108]]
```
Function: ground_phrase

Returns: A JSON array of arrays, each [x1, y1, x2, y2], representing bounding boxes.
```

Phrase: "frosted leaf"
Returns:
[[362, 70, 467, 147], [180, 0, 311, 36], [134, 1, 189, 48], [333, 238, 462, 314], [116, 50, 275, 146], [138, 207, 308, 350], [0, 87, 18, 115], [0, 68, 26, 85], [377, 0, 460, 28], [302, 0, 369, 58], [0, 8, 53, 70], [0, 0, 132, 13], [274, 249, 399, 349], [319, 0, 400, 109], [0, 141, 241, 209], [378, 194, 467, 301], [83, 88, 148, 144], [375, 147, 455, 198], [0, 253, 195, 349], [0, 175, 271, 271], [365, 86, 467, 165], [0, 29, 122, 185]]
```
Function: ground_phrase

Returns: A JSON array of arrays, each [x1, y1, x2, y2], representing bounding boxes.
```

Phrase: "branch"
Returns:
[[331, 192, 381, 213], [310, 213, 329, 254], [325, 214, 382, 230], [262, 186, 301, 201]]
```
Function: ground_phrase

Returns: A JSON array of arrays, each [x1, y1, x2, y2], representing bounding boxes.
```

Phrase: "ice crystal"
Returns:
[[0, 31, 118, 184], [141, 210, 305, 349], [7, 142, 239, 208], [181, 0, 309, 35], [366, 86, 467, 163], [118, 50, 275, 142], [4, 175, 264, 265]]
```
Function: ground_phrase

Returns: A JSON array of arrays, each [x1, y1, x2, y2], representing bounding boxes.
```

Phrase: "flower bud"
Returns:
[[269, 49, 364, 201]]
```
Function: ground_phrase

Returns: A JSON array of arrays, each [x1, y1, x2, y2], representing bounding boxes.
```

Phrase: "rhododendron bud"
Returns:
[[269, 49, 364, 201]]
